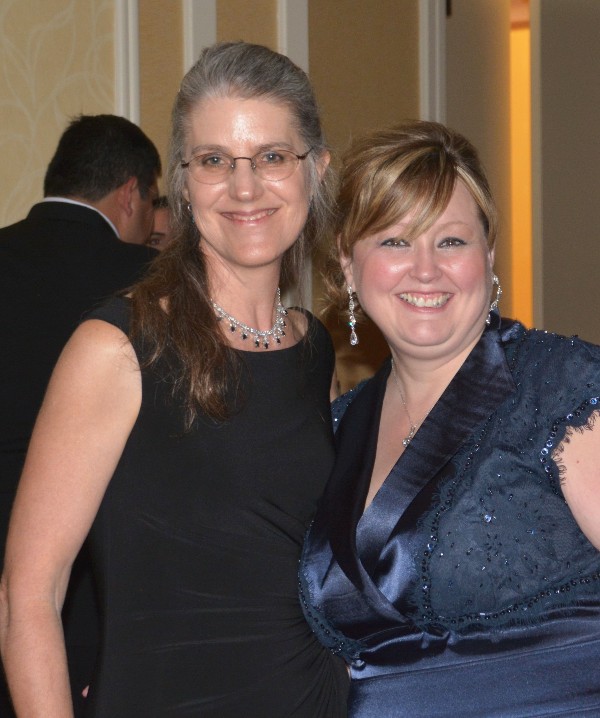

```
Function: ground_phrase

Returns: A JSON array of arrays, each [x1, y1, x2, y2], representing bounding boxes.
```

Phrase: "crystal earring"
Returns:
[[347, 285, 359, 346], [486, 274, 502, 325]]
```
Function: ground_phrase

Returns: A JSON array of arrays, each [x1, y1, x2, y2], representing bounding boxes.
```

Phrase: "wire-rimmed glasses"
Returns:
[[181, 148, 312, 184]]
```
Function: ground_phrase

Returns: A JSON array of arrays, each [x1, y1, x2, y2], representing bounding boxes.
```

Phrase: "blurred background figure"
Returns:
[[0, 113, 160, 717], [146, 195, 176, 251]]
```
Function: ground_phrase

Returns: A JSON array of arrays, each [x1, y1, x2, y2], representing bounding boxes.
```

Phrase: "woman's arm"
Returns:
[[0, 319, 142, 717], [558, 414, 600, 550]]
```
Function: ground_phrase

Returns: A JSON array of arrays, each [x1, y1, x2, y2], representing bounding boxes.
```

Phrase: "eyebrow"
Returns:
[[188, 141, 297, 156]]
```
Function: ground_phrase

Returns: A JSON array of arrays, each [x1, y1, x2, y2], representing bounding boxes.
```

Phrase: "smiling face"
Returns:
[[182, 95, 317, 285], [342, 180, 494, 364]]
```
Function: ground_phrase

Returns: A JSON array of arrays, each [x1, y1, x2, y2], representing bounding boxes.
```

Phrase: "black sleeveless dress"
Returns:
[[83, 297, 348, 717]]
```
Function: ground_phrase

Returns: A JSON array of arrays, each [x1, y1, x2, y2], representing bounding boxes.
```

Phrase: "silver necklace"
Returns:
[[390, 358, 418, 447], [211, 288, 287, 349]]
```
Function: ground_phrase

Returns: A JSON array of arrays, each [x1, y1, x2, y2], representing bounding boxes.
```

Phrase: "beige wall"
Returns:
[[0, 0, 115, 226], [13, 2, 597, 369], [139, 0, 184, 194], [217, 0, 277, 47], [309, 0, 419, 155], [309, 0, 420, 390], [532, 0, 600, 343], [446, 0, 513, 317]]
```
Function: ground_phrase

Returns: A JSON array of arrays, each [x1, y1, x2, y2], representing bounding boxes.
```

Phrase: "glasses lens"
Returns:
[[185, 149, 304, 184], [186, 154, 230, 184], [253, 150, 298, 181]]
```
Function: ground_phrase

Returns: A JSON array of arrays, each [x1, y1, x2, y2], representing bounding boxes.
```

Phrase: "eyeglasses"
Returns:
[[181, 148, 312, 184]]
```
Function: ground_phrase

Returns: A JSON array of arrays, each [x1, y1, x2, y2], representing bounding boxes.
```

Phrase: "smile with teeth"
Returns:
[[399, 292, 451, 308], [223, 209, 276, 222]]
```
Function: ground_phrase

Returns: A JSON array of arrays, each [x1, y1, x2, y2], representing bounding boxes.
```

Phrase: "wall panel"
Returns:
[[309, 0, 420, 390], [217, 0, 277, 48], [533, 0, 600, 343], [139, 0, 183, 191], [0, 0, 114, 225]]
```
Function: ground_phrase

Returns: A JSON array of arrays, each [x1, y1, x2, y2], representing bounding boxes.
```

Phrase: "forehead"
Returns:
[[185, 95, 299, 151], [434, 180, 481, 223], [385, 179, 483, 237], [152, 206, 170, 229]]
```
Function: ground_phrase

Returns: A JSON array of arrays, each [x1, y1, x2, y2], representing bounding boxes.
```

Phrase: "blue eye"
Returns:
[[257, 151, 287, 166], [198, 154, 229, 169]]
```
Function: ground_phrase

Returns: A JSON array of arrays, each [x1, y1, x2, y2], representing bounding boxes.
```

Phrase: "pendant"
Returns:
[[402, 425, 417, 448]]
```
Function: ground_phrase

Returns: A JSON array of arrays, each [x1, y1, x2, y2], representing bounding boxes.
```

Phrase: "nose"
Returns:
[[409, 243, 442, 282], [228, 158, 263, 201]]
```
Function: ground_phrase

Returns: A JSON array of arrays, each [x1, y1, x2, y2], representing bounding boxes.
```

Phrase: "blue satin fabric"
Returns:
[[349, 609, 600, 716], [301, 318, 600, 716]]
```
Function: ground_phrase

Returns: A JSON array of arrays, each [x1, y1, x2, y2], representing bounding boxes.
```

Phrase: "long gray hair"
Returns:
[[130, 42, 334, 426]]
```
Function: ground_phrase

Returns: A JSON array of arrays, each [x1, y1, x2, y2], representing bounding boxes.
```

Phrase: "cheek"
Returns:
[[289, 180, 311, 218], [355, 256, 401, 297], [187, 185, 220, 219], [449, 253, 490, 293]]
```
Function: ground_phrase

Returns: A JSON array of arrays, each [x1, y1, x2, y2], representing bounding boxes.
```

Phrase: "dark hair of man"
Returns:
[[152, 195, 169, 210], [129, 42, 335, 428], [43, 114, 161, 201]]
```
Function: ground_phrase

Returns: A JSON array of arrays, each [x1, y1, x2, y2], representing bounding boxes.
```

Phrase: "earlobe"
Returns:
[[316, 150, 331, 181], [337, 237, 354, 286], [118, 177, 138, 217], [339, 252, 354, 288]]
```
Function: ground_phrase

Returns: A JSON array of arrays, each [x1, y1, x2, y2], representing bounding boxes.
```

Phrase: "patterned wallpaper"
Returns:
[[0, 0, 114, 226]]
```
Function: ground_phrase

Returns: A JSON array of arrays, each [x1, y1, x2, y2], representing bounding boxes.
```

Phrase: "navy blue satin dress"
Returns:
[[301, 317, 600, 716]]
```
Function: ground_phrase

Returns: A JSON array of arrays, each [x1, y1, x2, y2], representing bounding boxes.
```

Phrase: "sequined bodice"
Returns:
[[301, 318, 600, 716]]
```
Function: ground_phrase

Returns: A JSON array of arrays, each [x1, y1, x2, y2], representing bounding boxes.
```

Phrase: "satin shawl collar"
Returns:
[[327, 324, 517, 596]]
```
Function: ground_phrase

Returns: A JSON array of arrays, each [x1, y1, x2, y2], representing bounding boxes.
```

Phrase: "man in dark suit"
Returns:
[[0, 114, 161, 716]]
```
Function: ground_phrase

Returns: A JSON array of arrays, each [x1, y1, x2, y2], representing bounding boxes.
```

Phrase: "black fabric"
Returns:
[[82, 297, 348, 717], [0, 202, 157, 716]]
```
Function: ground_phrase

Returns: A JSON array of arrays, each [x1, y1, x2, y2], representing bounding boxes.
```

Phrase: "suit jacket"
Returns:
[[0, 200, 157, 715]]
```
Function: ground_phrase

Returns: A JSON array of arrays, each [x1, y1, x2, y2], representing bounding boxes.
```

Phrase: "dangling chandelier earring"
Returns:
[[347, 285, 359, 346], [486, 274, 502, 325]]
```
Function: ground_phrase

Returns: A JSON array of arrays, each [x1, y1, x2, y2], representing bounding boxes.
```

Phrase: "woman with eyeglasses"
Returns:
[[0, 42, 348, 717]]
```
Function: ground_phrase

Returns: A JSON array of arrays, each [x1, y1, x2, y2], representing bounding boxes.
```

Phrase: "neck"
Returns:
[[208, 265, 283, 331], [388, 332, 484, 408]]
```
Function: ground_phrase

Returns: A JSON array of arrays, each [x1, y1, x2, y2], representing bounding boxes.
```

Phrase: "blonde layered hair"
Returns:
[[327, 120, 497, 312]]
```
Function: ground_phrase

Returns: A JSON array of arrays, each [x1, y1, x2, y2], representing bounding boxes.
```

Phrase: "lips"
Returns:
[[221, 208, 277, 222], [399, 292, 451, 308]]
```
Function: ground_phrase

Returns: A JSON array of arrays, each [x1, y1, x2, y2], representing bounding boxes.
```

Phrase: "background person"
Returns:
[[146, 195, 176, 250], [301, 120, 600, 716], [0, 113, 160, 717], [0, 42, 348, 717]]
